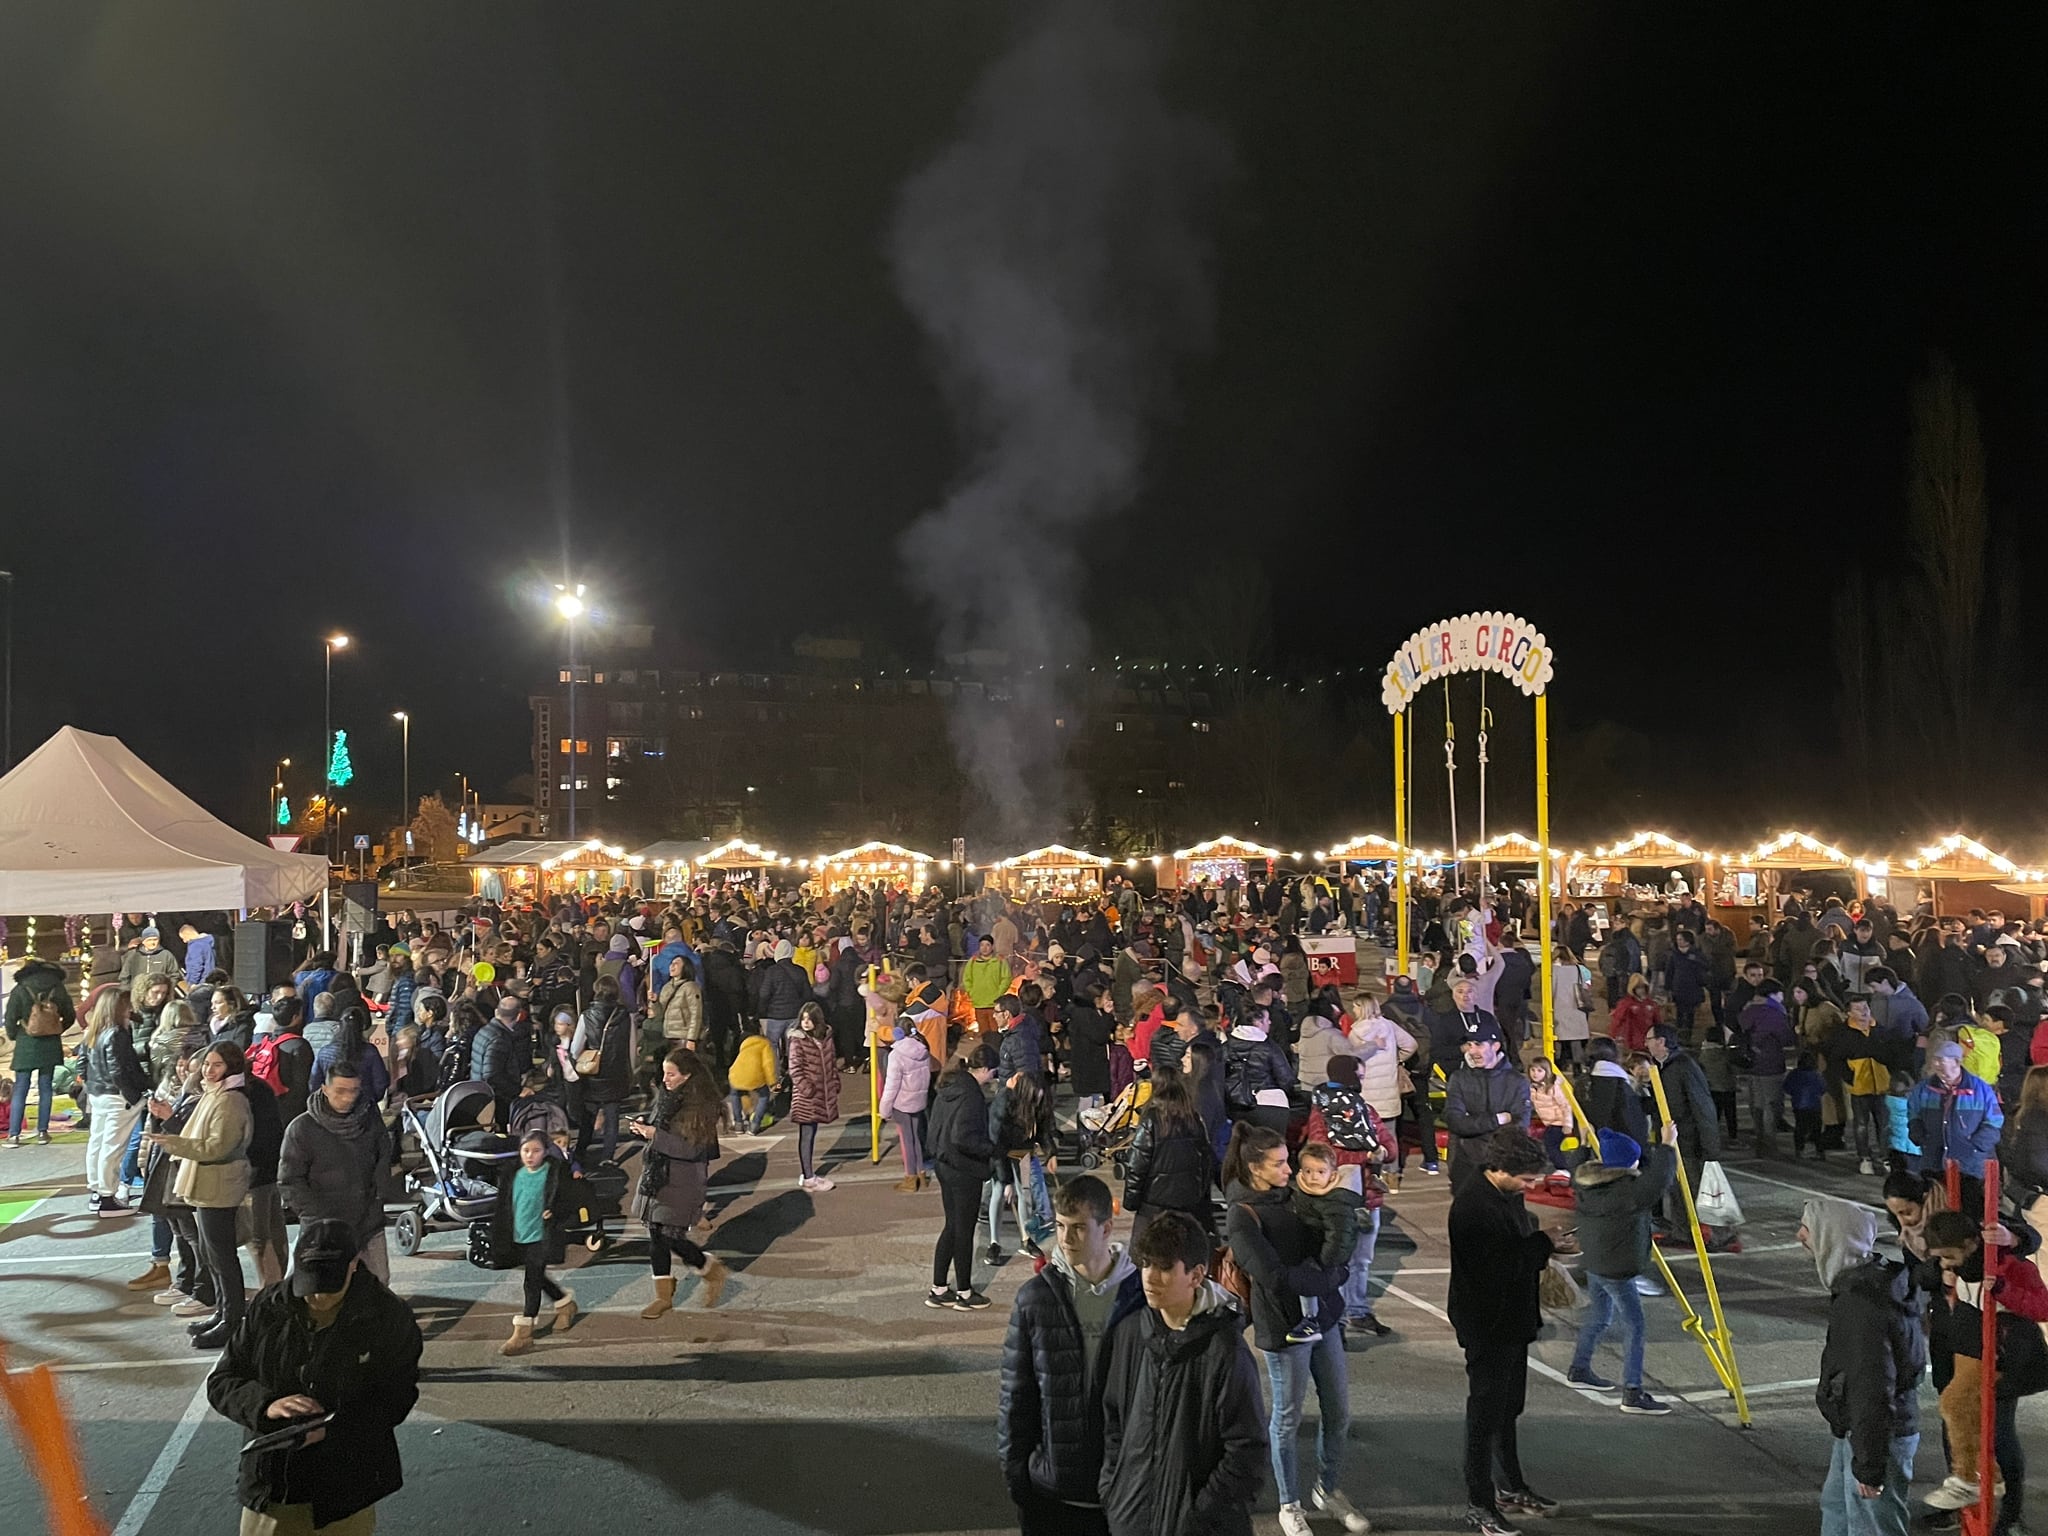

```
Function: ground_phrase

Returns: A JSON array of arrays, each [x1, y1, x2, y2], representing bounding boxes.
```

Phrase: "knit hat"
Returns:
[[608, 935, 631, 955], [1931, 1039, 1965, 1063], [773, 939, 794, 961], [1596, 1128, 1642, 1168], [141, 926, 160, 941]]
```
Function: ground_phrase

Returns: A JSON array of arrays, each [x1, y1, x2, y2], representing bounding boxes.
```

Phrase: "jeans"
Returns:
[[727, 1089, 768, 1133], [7, 1066, 53, 1137], [1571, 1271, 1647, 1388], [121, 1115, 147, 1186], [85, 1094, 146, 1198], [933, 1168, 982, 1292], [1819, 1431, 1916, 1536], [763, 1018, 796, 1082], [1464, 1346, 1530, 1509], [577, 1100, 620, 1165], [891, 1110, 926, 1176], [1851, 1095, 1888, 1164], [1340, 1207, 1380, 1318], [1747, 1073, 1787, 1152], [1260, 1325, 1350, 1506], [518, 1240, 565, 1318]]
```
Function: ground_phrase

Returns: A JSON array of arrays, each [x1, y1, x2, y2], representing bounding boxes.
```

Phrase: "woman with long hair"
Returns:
[[787, 1001, 842, 1192], [80, 986, 150, 1215], [1550, 943, 1593, 1070], [1122, 1068, 1215, 1243], [989, 1070, 1056, 1261], [142, 1039, 254, 1349], [627, 1047, 728, 1317], [926, 1044, 998, 1309], [438, 999, 485, 1092], [1221, 1123, 1364, 1534], [572, 972, 634, 1164]]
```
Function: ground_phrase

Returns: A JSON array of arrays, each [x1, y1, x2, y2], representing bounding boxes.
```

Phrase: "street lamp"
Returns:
[[392, 712, 410, 886], [322, 635, 350, 944], [552, 585, 586, 838], [271, 756, 291, 834]]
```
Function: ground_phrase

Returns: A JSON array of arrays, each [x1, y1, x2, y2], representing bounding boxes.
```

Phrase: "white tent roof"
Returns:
[[0, 727, 329, 912]]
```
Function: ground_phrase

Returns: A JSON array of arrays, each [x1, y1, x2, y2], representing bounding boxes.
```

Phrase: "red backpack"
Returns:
[[246, 1033, 288, 1096]]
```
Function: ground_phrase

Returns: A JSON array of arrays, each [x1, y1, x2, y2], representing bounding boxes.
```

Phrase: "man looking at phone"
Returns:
[[207, 1219, 423, 1535]]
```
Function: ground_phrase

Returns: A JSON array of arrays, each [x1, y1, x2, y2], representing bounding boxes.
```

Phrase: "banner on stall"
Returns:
[[1381, 611, 1555, 714]]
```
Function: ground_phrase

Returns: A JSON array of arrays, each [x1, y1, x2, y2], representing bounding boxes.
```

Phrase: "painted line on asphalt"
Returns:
[[110, 1374, 214, 1536], [44, 1358, 212, 1375], [1721, 1163, 1883, 1214], [1379, 1283, 1579, 1391], [1678, 1376, 1817, 1404], [0, 1248, 154, 1266]]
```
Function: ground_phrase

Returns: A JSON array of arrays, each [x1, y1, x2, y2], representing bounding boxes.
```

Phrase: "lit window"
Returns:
[[557, 739, 590, 756], [1115, 721, 1125, 732], [1054, 717, 1066, 729], [1192, 720, 1210, 733], [558, 669, 572, 683]]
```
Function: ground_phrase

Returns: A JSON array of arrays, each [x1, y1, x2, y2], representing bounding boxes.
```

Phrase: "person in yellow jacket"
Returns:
[[726, 1019, 778, 1133]]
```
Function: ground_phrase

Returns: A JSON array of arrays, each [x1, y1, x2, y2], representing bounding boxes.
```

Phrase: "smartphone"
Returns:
[[240, 1412, 335, 1456]]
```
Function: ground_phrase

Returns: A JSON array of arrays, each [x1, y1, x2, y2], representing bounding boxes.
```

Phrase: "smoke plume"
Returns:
[[890, 2, 1226, 844]]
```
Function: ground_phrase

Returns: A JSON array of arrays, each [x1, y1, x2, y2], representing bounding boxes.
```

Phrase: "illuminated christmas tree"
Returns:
[[277, 795, 292, 828], [328, 730, 355, 789]]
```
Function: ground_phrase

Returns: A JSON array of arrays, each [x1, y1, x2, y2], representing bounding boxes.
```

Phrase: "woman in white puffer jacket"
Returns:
[[1343, 992, 1416, 1121]]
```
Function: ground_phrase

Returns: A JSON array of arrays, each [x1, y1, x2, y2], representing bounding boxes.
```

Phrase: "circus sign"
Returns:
[[1381, 611, 1555, 714]]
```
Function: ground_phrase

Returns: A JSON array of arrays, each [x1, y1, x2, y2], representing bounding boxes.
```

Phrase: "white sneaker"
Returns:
[[1926, 1476, 1980, 1510], [1314, 1483, 1373, 1532], [152, 1287, 190, 1306], [1859, 1159, 1877, 1175], [1278, 1504, 1314, 1536], [808, 1174, 836, 1192], [171, 1298, 215, 1318]]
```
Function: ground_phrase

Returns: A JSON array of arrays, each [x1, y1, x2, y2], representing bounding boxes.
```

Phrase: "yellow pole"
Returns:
[[1536, 692, 1555, 1062], [1646, 1067, 1752, 1426], [1394, 708, 1409, 977], [867, 964, 883, 1164]]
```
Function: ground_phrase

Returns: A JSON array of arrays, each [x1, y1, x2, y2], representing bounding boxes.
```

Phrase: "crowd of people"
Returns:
[[11, 874, 2048, 1532]]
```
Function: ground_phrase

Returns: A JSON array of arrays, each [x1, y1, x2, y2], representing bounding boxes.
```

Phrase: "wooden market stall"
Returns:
[[1716, 831, 1879, 943], [805, 840, 938, 894], [463, 838, 647, 902], [987, 843, 1110, 897], [1568, 831, 1716, 938], [634, 837, 788, 897], [1898, 834, 2045, 921], [1169, 835, 1280, 892]]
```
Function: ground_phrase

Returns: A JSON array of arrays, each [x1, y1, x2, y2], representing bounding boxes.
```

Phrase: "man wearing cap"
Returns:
[[1907, 1039, 2003, 1191], [208, 1218, 423, 1536], [1442, 1027, 1532, 1194], [1566, 1122, 1678, 1415], [122, 926, 183, 1008]]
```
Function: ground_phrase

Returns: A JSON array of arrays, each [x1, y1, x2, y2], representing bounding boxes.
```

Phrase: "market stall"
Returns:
[[1898, 834, 2043, 921], [1460, 831, 1569, 893], [463, 838, 646, 902], [1568, 831, 1715, 937], [805, 840, 936, 894], [635, 838, 788, 896], [987, 843, 1110, 897], [1717, 831, 1878, 942], [1169, 835, 1279, 892]]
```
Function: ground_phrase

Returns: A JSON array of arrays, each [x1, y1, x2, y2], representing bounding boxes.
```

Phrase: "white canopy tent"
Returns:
[[0, 727, 329, 912]]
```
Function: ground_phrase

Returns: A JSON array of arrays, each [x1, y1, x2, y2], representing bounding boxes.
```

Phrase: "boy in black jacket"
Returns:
[[1449, 1129, 1564, 1536], [1098, 1210, 1265, 1536]]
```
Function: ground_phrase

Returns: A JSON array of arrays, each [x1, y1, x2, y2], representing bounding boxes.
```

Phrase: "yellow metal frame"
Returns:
[[1391, 680, 1554, 1060], [867, 964, 883, 1164], [1555, 1074, 1751, 1425]]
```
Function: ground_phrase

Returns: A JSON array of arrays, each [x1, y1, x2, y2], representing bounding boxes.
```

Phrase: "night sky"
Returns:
[[3, 6, 2043, 841]]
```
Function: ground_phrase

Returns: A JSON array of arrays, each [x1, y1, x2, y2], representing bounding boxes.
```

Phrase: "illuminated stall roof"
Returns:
[[1459, 831, 1571, 862], [1172, 835, 1281, 861], [1319, 834, 1401, 861], [1735, 831, 1885, 875], [464, 838, 641, 869], [996, 843, 1111, 870], [1901, 833, 2044, 884], [1588, 831, 1711, 865], [804, 840, 937, 871]]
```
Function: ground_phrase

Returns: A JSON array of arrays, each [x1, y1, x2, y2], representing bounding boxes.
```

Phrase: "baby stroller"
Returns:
[[1075, 1078, 1147, 1180], [391, 1080, 520, 1257]]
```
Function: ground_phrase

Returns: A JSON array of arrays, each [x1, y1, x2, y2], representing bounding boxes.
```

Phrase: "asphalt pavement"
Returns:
[[0, 1068, 2031, 1534]]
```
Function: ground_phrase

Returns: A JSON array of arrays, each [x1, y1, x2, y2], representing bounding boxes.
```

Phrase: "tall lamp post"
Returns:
[[392, 711, 410, 886], [270, 757, 291, 835], [0, 568, 14, 772], [322, 634, 350, 944], [553, 585, 586, 838]]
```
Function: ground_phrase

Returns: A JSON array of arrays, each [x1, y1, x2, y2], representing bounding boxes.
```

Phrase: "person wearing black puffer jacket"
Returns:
[[927, 1046, 999, 1310], [569, 975, 634, 1165], [1000, 1175, 1145, 1535], [1122, 1072, 1216, 1243], [1223, 1016, 1295, 1136]]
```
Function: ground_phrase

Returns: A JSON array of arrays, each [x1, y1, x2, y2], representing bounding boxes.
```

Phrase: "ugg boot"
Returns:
[[127, 1260, 171, 1292], [893, 1174, 920, 1192], [501, 1316, 535, 1357], [698, 1257, 729, 1310], [553, 1288, 578, 1332], [640, 1276, 677, 1320]]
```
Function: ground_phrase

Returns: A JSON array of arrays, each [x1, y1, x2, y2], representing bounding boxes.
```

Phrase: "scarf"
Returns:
[[637, 1080, 687, 1201], [307, 1092, 372, 1141]]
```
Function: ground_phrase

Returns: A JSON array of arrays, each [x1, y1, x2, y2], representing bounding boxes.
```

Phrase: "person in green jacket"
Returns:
[[5, 960, 77, 1145], [961, 936, 1012, 1024]]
